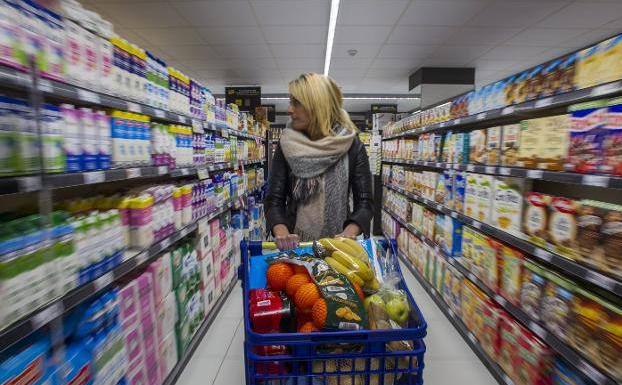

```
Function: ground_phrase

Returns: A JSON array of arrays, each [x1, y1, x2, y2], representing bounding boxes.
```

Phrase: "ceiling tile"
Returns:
[[263, 26, 326, 44], [198, 27, 266, 45], [558, 28, 620, 49], [427, 44, 493, 66], [194, 68, 242, 80], [400, 0, 489, 27], [339, 0, 409, 26], [92, 2, 188, 28], [604, 17, 622, 29], [211, 44, 274, 59], [388, 26, 458, 45], [173, 1, 257, 27], [157, 44, 219, 61], [177, 58, 231, 71], [278, 58, 324, 70], [335, 26, 394, 44], [330, 57, 374, 69], [227, 57, 279, 70], [270, 44, 324, 58], [114, 28, 153, 49], [505, 28, 591, 47], [467, 1, 570, 28], [330, 67, 368, 78], [133, 27, 205, 46], [377, 44, 438, 59], [479, 45, 550, 61], [450, 27, 521, 46], [332, 44, 382, 58], [537, 2, 622, 28], [366, 68, 411, 78], [369, 58, 421, 71], [469, 59, 520, 72], [281, 68, 323, 80], [252, 0, 329, 25]]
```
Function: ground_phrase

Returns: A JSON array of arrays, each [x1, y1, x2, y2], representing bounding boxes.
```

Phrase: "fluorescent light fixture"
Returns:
[[324, 0, 340, 76]]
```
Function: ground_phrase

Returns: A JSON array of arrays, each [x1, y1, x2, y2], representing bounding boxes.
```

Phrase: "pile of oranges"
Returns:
[[266, 262, 327, 333]]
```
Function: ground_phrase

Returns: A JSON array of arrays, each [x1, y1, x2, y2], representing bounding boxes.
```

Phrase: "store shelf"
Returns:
[[382, 80, 622, 141], [387, 210, 618, 385], [203, 122, 265, 142], [162, 278, 237, 385], [0, 160, 265, 196], [395, 251, 513, 385], [0, 202, 236, 352], [383, 183, 622, 297], [382, 158, 622, 189]]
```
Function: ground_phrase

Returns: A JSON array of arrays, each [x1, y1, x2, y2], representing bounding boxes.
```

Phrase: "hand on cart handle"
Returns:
[[335, 223, 362, 239], [273, 224, 299, 250]]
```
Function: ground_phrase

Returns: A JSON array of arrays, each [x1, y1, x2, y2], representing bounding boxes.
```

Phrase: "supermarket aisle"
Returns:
[[177, 263, 498, 385]]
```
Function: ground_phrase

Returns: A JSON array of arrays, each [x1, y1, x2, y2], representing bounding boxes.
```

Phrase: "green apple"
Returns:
[[364, 294, 385, 310], [386, 298, 409, 325]]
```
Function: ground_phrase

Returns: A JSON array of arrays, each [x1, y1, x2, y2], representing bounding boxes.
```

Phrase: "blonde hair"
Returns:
[[288, 73, 358, 140]]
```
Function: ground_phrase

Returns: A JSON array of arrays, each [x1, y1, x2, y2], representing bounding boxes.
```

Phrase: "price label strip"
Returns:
[[84, 171, 105, 184], [32, 302, 64, 329], [77, 89, 101, 104]]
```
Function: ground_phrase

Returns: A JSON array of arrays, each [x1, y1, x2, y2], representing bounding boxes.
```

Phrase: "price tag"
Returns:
[[84, 171, 105, 184], [197, 169, 209, 180], [534, 248, 553, 262], [198, 218, 209, 234], [586, 270, 616, 290], [157, 165, 168, 175], [154, 109, 166, 119], [590, 82, 620, 98], [434, 245, 440, 253], [178, 115, 187, 124], [160, 237, 171, 250], [502, 106, 515, 115], [126, 168, 141, 178], [451, 211, 458, 219], [95, 271, 114, 290], [499, 167, 510, 176], [18, 176, 41, 192], [436, 162, 442, 168], [534, 97, 553, 108], [424, 161, 431, 166], [127, 102, 142, 113], [77, 89, 101, 104], [467, 332, 477, 344], [472, 221, 481, 229], [447, 307, 455, 318], [467, 165, 475, 172], [135, 251, 148, 265], [440, 122, 446, 128], [494, 294, 507, 307], [582, 175, 609, 188], [436, 204, 443, 211], [529, 321, 547, 338], [503, 374, 515, 385], [454, 118, 462, 125], [476, 113, 486, 121], [38, 79, 53, 93], [181, 168, 189, 176], [485, 166, 495, 174], [578, 359, 606, 385], [527, 169, 543, 179], [32, 302, 64, 329]]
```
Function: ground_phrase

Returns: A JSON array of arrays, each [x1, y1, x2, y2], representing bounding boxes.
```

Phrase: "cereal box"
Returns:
[[567, 100, 608, 173], [461, 226, 476, 271], [541, 271, 574, 342], [575, 44, 603, 89], [464, 173, 479, 219], [539, 114, 571, 171], [476, 174, 494, 224], [499, 245, 524, 306], [442, 215, 463, 257], [603, 97, 622, 176], [443, 170, 454, 209], [434, 214, 445, 245], [492, 177, 526, 236], [517, 118, 543, 168], [481, 300, 501, 360], [486, 126, 502, 165], [523, 192, 551, 248], [601, 34, 622, 85], [442, 131, 454, 163], [500, 124, 520, 167], [470, 129, 487, 165], [454, 171, 466, 213], [520, 260, 547, 321], [454, 132, 469, 164], [479, 234, 501, 291], [435, 172, 446, 204], [411, 202, 424, 232], [549, 197, 580, 260]]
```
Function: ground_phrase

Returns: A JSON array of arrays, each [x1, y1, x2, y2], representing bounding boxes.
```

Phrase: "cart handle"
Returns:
[[260, 241, 314, 250]]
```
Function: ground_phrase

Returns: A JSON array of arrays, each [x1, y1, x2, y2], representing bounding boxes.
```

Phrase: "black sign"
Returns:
[[225, 86, 261, 112], [263, 104, 276, 122], [371, 104, 398, 113]]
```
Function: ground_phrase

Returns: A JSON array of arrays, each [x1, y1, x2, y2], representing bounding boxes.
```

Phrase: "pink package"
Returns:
[[143, 346, 159, 372], [159, 332, 178, 380], [199, 252, 213, 290], [128, 362, 147, 385], [146, 361, 162, 385], [119, 281, 139, 322], [123, 323, 145, 363], [156, 293, 177, 341], [147, 254, 173, 305], [209, 219, 220, 247], [136, 271, 155, 298]]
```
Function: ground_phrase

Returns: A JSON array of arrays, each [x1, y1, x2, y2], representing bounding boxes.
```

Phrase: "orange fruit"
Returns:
[[292, 265, 308, 275], [266, 263, 294, 291], [352, 283, 365, 302], [286, 273, 312, 298], [295, 283, 321, 310], [312, 299, 327, 329], [298, 321, 318, 333]]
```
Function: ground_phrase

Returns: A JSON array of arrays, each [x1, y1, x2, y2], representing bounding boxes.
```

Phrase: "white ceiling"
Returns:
[[81, 0, 622, 112]]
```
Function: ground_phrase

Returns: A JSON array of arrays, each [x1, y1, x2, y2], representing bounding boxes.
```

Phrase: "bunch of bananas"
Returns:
[[316, 238, 380, 292]]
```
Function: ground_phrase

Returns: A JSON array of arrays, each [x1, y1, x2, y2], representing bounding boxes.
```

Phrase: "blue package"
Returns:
[[453, 171, 466, 214], [552, 359, 587, 385], [52, 343, 94, 385], [0, 339, 50, 385]]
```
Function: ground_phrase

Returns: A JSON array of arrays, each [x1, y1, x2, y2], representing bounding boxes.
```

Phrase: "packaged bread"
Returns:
[[486, 126, 502, 165], [548, 197, 580, 260], [469, 129, 487, 165], [501, 124, 520, 167]]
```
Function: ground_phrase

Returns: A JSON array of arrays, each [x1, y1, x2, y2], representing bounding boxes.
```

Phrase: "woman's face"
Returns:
[[288, 96, 310, 132]]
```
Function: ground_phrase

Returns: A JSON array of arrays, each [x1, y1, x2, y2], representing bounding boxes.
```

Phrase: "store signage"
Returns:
[[225, 86, 261, 112], [371, 104, 398, 113]]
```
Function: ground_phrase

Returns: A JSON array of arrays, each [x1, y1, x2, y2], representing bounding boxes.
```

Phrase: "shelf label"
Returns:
[[467, 332, 477, 344], [436, 162, 442, 168], [476, 113, 487, 120], [180, 168, 190, 176], [84, 171, 105, 184], [472, 221, 481, 229], [494, 294, 507, 307], [135, 251, 148, 265], [197, 169, 209, 180], [529, 321, 547, 338], [95, 272, 114, 290], [198, 218, 209, 234], [451, 211, 458, 219], [38, 79, 53, 93], [154, 109, 166, 119], [160, 237, 171, 250], [157, 166, 168, 175], [32, 302, 64, 329], [447, 307, 455, 318], [527, 169, 543, 179], [436, 204, 443, 211], [77, 89, 100, 104], [440, 122, 446, 128], [127, 102, 142, 113], [503, 374, 515, 385], [434, 245, 440, 253], [126, 168, 141, 178], [178, 115, 187, 124], [499, 167, 510, 176], [534, 97, 553, 108], [454, 118, 462, 125], [582, 175, 609, 188], [578, 359, 606, 385], [501, 106, 515, 115], [485, 166, 495, 174], [590, 82, 620, 98], [586, 270, 615, 290], [468, 272, 476, 282], [18, 176, 41, 192], [467, 165, 475, 172], [534, 248, 553, 262]]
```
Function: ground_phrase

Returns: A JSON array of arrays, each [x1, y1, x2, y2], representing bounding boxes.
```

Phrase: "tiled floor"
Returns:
[[177, 262, 498, 385]]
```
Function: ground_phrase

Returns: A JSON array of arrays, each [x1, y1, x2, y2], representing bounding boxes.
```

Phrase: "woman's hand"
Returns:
[[273, 224, 299, 250], [335, 223, 361, 239]]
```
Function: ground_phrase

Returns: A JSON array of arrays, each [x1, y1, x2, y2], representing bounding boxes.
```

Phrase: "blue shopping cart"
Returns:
[[241, 239, 427, 385]]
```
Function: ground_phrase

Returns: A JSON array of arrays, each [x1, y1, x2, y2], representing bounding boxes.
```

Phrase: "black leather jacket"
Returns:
[[265, 136, 374, 236]]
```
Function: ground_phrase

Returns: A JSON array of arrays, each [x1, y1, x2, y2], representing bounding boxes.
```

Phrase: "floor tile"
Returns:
[[213, 357, 246, 385], [227, 320, 245, 359]]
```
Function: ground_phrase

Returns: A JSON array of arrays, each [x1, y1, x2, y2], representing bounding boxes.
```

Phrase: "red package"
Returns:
[[249, 289, 293, 333], [480, 300, 502, 360], [254, 345, 289, 376], [515, 327, 552, 385], [498, 313, 521, 380]]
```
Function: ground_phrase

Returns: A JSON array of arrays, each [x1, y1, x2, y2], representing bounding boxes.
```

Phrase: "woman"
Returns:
[[265, 73, 374, 250]]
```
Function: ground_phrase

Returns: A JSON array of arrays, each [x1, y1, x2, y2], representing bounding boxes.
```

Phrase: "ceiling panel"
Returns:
[[330, 67, 369, 78], [252, 0, 329, 26], [227, 57, 279, 70], [369, 58, 421, 71], [399, 0, 489, 27], [330, 57, 374, 69], [91, 2, 188, 28], [427, 44, 493, 66], [449, 27, 521, 46], [277, 58, 324, 70], [198, 27, 266, 45], [377, 44, 438, 59], [173, 1, 257, 27], [176, 58, 231, 71], [157, 44, 219, 61], [479, 45, 550, 61], [332, 44, 382, 58], [270, 44, 325, 58], [262, 26, 326, 44], [334, 26, 394, 44], [338, 0, 409, 26], [133, 27, 205, 46], [505, 27, 591, 47], [388, 25, 458, 45], [211, 44, 273, 59], [469, 59, 521, 72], [467, 1, 570, 28], [536, 2, 622, 28]]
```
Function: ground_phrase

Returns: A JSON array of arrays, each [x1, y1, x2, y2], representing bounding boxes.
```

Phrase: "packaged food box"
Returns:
[[523, 192, 551, 247], [464, 173, 479, 219], [454, 171, 466, 213], [600, 300, 622, 381], [442, 216, 462, 257], [541, 271, 574, 342], [442, 131, 454, 163], [603, 97, 622, 176], [575, 44, 604, 90], [434, 214, 445, 246], [569, 288, 606, 366], [435, 171, 446, 204], [486, 126, 502, 165], [469, 229, 488, 280], [423, 209, 435, 240], [552, 358, 589, 385], [515, 327, 552, 385], [454, 132, 469, 164], [549, 197, 580, 260], [577, 199, 606, 271], [499, 245, 524, 306], [517, 118, 544, 168], [567, 100, 608, 173], [470, 129, 487, 165], [478, 234, 501, 291], [499, 313, 521, 379], [476, 174, 494, 224], [481, 300, 501, 361], [541, 59, 563, 98], [411, 202, 424, 232], [540, 114, 571, 171], [443, 170, 454, 209], [600, 34, 622, 86], [501, 124, 520, 167], [492, 177, 526, 236], [520, 260, 547, 321], [600, 201, 622, 279], [513, 70, 530, 105]]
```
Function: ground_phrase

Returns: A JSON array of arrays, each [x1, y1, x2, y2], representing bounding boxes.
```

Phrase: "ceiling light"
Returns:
[[324, 0, 340, 76]]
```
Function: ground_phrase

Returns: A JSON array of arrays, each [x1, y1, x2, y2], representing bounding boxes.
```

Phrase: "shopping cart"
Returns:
[[241, 239, 427, 385]]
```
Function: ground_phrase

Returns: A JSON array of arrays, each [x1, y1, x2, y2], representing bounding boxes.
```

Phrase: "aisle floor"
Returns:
[[176, 262, 498, 385]]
